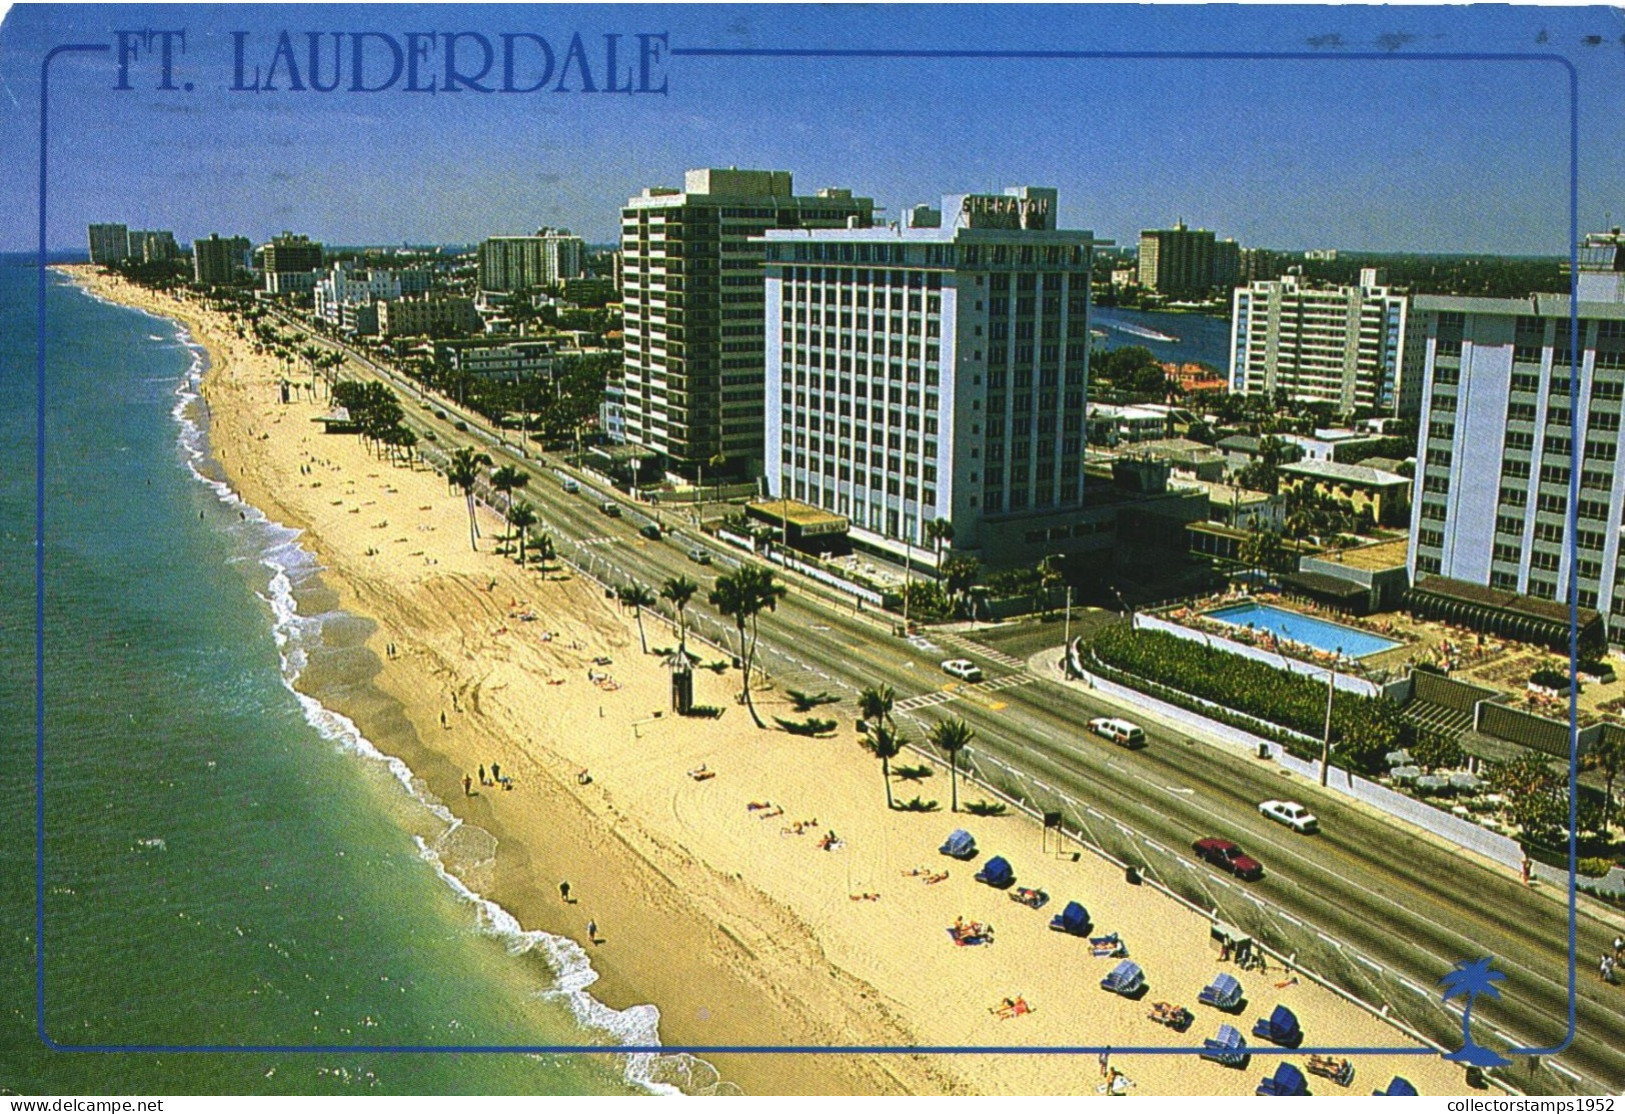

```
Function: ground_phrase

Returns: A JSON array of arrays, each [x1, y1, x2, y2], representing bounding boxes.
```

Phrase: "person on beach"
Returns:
[[479, 765, 488, 786], [560, 881, 572, 902], [491, 762, 501, 782], [440, 710, 448, 729], [587, 920, 598, 943], [463, 774, 473, 797]]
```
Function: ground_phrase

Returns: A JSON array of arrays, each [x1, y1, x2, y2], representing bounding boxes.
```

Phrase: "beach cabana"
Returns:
[[1256, 1062, 1309, 1096], [1100, 960, 1145, 996], [1373, 1076, 1418, 1096], [939, 828, 977, 860], [975, 855, 1015, 889], [1199, 1023, 1249, 1067], [1049, 900, 1091, 936], [1198, 972, 1244, 1011], [1251, 1004, 1302, 1048]]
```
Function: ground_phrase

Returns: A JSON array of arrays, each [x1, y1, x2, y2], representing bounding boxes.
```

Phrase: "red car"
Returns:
[[1192, 837, 1264, 882]]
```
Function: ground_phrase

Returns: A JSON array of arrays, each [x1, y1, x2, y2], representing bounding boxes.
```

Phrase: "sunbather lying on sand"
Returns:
[[755, 806, 783, 819], [747, 801, 773, 811], [924, 871, 949, 885], [687, 765, 714, 781], [990, 996, 1032, 1019], [848, 892, 880, 902]]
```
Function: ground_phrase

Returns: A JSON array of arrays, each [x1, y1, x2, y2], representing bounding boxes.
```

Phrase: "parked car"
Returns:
[[1259, 800, 1319, 834], [688, 548, 712, 565], [600, 501, 621, 518], [1192, 837, 1264, 881], [639, 523, 662, 540], [1088, 717, 1147, 749], [561, 478, 579, 494], [940, 659, 984, 683]]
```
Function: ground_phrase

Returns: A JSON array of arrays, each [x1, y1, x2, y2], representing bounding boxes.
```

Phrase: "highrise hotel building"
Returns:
[[1229, 269, 1423, 416], [620, 169, 874, 477], [1409, 229, 1625, 636], [761, 187, 1107, 566]]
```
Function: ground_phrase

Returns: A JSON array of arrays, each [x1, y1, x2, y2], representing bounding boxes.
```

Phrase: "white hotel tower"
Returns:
[[760, 187, 1108, 568]]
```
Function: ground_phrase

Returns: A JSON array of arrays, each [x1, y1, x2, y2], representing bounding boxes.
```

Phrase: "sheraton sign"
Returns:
[[959, 193, 1053, 231]]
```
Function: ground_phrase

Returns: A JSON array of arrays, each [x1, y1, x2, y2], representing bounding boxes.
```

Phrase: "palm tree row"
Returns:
[[708, 565, 787, 729]]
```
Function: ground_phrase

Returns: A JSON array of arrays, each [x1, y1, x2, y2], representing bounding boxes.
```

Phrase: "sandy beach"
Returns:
[[65, 264, 1475, 1096]]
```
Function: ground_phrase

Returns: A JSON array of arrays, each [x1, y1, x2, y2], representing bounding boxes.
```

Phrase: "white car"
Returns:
[[1259, 799, 1319, 834], [1088, 717, 1147, 749], [940, 659, 984, 683]]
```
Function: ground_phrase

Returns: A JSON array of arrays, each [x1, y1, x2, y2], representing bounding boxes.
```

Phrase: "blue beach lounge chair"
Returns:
[[974, 855, 1015, 889], [1199, 1023, 1249, 1067], [1049, 900, 1091, 936], [939, 828, 977, 860], [1257, 1062, 1310, 1096], [1251, 1004, 1302, 1048], [1100, 960, 1145, 996], [1198, 972, 1244, 1011]]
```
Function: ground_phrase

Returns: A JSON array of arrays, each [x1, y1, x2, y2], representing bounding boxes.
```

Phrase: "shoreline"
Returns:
[[61, 264, 1474, 1097]]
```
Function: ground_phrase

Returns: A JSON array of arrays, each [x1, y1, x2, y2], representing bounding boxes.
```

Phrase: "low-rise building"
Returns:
[[1089, 404, 1170, 445], [377, 295, 479, 339], [432, 338, 557, 381], [1278, 458, 1411, 527]]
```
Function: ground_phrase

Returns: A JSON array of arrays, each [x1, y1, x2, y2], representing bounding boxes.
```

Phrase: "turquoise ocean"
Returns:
[[0, 257, 715, 1095]]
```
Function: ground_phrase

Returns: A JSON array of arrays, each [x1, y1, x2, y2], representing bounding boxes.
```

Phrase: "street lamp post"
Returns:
[[1062, 585, 1075, 675], [1320, 646, 1342, 788]]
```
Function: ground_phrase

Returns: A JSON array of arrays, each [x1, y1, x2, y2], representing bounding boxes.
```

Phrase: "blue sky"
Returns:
[[3, 4, 1624, 254]]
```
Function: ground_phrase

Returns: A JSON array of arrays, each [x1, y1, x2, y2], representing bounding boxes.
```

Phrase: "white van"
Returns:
[[1088, 717, 1147, 749]]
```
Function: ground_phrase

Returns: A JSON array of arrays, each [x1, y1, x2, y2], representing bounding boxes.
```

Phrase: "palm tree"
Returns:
[[661, 575, 699, 659], [446, 446, 491, 551], [864, 721, 906, 809], [618, 582, 656, 654], [507, 501, 538, 566], [928, 717, 975, 812], [857, 684, 896, 735], [490, 465, 529, 543], [1583, 726, 1625, 832], [708, 565, 787, 729], [924, 517, 954, 568], [1439, 957, 1512, 1067]]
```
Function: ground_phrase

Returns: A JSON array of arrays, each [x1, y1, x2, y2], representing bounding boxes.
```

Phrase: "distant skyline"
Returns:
[[4, 5, 1625, 256]]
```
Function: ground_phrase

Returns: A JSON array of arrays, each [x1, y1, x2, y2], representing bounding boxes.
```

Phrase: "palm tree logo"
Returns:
[[1439, 956, 1511, 1067]]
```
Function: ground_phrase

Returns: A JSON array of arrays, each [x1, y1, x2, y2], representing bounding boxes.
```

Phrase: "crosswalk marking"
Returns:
[[892, 673, 1034, 713]]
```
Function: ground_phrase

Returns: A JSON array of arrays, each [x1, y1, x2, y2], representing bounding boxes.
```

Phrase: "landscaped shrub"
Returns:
[[1086, 625, 1406, 774], [1578, 856, 1618, 878]]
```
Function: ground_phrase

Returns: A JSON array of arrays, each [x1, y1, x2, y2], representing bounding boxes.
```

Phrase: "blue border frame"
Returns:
[[33, 38, 1582, 1062]]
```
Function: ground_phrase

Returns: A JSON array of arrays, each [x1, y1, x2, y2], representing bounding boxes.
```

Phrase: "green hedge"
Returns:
[[1087, 625, 1407, 774]]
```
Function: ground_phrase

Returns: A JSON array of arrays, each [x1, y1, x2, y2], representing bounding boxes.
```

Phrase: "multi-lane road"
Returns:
[[288, 318, 1625, 1093]]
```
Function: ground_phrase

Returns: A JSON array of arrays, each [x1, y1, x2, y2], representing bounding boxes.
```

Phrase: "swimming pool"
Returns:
[[1204, 601, 1401, 659]]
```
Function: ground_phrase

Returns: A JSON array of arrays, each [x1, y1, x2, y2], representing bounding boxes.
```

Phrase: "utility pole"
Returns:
[[1063, 586, 1074, 676], [1320, 647, 1340, 788], [902, 531, 913, 634]]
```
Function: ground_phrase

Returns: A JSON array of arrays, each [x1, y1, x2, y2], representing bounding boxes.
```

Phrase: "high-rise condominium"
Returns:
[[620, 168, 874, 477]]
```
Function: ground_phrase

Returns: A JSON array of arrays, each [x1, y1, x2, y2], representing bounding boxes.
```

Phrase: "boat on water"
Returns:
[[1105, 319, 1179, 343]]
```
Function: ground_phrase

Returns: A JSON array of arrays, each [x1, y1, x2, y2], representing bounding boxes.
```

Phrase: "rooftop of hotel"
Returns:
[[1279, 458, 1410, 486], [1315, 537, 1411, 571]]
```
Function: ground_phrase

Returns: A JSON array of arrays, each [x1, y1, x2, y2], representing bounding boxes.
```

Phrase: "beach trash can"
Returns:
[[1125, 864, 1141, 885], [672, 667, 694, 714]]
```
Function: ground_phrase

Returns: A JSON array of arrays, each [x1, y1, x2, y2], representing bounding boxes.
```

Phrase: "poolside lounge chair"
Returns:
[[1049, 900, 1091, 936], [1372, 1076, 1417, 1096], [1256, 1062, 1310, 1096], [939, 828, 977, 860], [1251, 1004, 1303, 1048], [1198, 972, 1244, 1011], [974, 855, 1015, 889], [1199, 1023, 1249, 1067], [1099, 960, 1144, 996]]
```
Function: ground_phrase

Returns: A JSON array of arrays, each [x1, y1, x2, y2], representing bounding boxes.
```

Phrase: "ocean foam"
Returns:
[[155, 307, 718, 1095]]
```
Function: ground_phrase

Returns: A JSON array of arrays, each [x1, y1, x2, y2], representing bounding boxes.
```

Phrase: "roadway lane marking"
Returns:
[[1316, 932, 1341, 948], [1161, 785, 1195, 796], [1356, 955, 1385, 974]]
